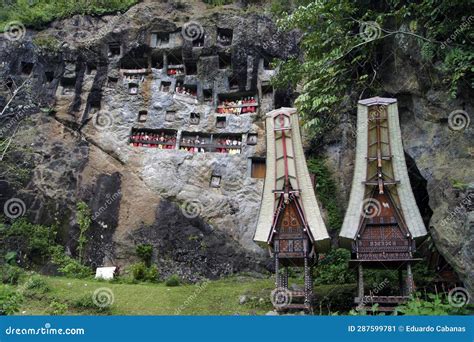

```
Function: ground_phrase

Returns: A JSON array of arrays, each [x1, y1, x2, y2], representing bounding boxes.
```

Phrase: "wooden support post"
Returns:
[[274, 254, 280, 288], [304, 257, 312, 308], [358, 264, 364, 301], [398, 269, 404, 296], [283, 267, 288, 289], [406, 262, 414, 295]]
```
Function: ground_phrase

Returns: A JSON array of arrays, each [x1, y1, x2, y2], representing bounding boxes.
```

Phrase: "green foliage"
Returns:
[[275, 0, 473, 135], [48, 300, 68, 315], [76, 201, 91, 263], [0, 0, 138, 31], [71, 293, 111, 313], [313, 249, 355, 285], [314, 283, 357, 314], [130, 262, 159, 283], [23, 276, 50, 298], [307, 158, 343, 230], [202, 0, 232, 6], [49, 245, 92, 279], [136, 244, 153, 267], [165, 274, 181, 287], [1, 264, 24, 285], [32, 35, 61, 52], [396, 293, 467, 315], [4, 251, 17, 265], [2, 218, 56, 262], [0, 285, 23, 315]]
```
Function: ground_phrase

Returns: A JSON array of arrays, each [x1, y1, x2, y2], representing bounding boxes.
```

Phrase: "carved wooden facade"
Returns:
[[254, 108, 330, 312], [340, 97, 427, 312]]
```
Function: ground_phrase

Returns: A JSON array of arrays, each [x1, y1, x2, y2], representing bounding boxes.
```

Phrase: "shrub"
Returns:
[[0, 285, 23, 315], [76, 201, 91, 263], [165, 274, 181, 287], [313, 249, 355, 285], [49, 246, 92, 279], [314, 283, 357, 314], [4, 219, 56, 263], [136, 244, 153, 267], [4, 251, 17, 265], [48, 301, 68, 315], [130, 262, 158, 282], [71, 293, 111, 314], [1, 265, 23, 285], [23, 276, 50, 297], [396, 293, 469, 315]]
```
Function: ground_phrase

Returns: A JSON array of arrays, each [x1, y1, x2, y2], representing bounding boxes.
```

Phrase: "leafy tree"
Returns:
[[76, 201, 91, 263], [136, 244, 153, 267], [274, 0, 473, 135]]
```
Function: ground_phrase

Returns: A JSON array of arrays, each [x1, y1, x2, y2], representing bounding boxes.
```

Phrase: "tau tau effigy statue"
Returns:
[[254, 108, 330, 312], [339, 97, 428, 312]]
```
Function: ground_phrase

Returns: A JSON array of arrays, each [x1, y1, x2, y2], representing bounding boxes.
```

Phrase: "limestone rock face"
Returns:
[[0, 2, 297, 280]]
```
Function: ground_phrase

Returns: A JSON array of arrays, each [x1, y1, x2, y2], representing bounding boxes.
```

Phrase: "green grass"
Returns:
[[0, 0, 138, 31], [11, 274, 358, 315], [17, 275, 276, 315]]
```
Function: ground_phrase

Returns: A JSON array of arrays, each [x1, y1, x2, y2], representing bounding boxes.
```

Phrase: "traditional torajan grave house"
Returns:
[[254, 108, 330, 312], [339, 97, 428, 312]]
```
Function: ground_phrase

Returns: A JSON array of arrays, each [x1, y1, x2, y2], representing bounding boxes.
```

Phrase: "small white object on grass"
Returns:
[[95, 267, 117, 280]]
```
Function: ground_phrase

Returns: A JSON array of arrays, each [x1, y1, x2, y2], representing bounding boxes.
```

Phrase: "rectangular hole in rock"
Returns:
[[216, 116, 226, 128], [108, 43, 121, 57], [45, 71, 54, 83], [60, 77, 76, 95], [86, 63, 97, 74], [247, 133, 258, 145], [203, 89, 213, 102], [151, 32, 169, 48], [160, 81, 171, 92], [129, 82, 139, 95], [192, 34, 205, 47], [21, 62, 34, 75], [210, 175, 221, 188], [217, 28, 233, 46], [138, 110, 148, 123], [251, 157, 266, 178], [108, 76, 118, 86], [152, 54, 164, 69], [167, 51, 183, 66], [175, 83, 197, 97], [190, 112, 200, 125], [262, 84, 273, 97]]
